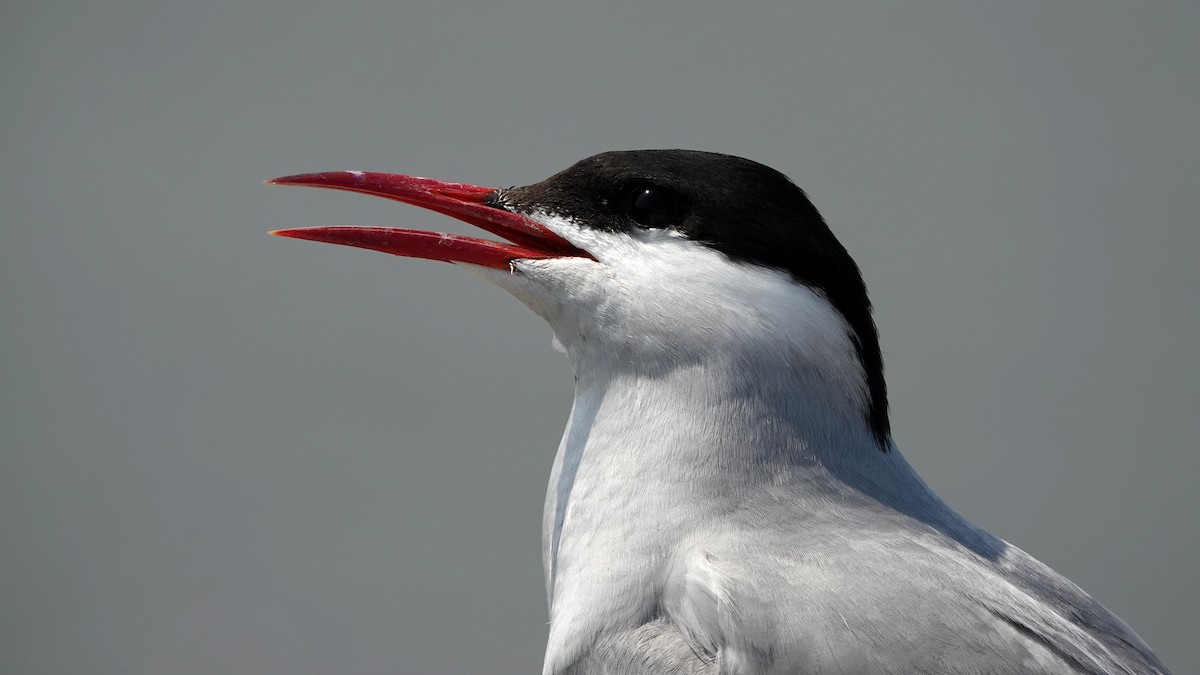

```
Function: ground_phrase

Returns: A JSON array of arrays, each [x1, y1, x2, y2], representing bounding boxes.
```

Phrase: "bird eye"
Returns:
[[622, 186, 680, 228]]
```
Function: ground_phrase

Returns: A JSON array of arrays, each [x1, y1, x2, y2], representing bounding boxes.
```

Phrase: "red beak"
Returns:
[[268, 171, 589, 269]]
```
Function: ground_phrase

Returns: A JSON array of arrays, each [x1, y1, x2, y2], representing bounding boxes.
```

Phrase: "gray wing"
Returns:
[[980, 543, 1169, 675], [557, 512, 1167, 674], [662, 526, 1166, 672], [655, 517, 1169, 675]]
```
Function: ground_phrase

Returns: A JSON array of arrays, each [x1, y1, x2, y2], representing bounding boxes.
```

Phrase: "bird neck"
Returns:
[[540, 345, 934, 666]]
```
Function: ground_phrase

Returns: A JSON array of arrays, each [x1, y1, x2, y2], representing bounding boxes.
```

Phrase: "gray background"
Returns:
[[3, 2, 1197, 673]]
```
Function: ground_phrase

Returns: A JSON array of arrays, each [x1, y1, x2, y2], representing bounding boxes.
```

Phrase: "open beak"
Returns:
[[268, 171, 590, 269]]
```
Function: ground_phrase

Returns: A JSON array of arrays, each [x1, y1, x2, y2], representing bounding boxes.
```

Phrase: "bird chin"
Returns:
[[465, 256, 599, 352]]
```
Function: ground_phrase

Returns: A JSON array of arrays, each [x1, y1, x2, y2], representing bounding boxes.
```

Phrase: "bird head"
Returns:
[[270, 150, 889, 444]]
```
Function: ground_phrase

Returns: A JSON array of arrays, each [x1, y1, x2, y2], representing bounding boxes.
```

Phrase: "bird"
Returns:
[[269, 150, 1169, 674]]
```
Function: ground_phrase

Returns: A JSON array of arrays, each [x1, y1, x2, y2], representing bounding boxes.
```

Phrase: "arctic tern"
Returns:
[[271, 150, 1168, 674]]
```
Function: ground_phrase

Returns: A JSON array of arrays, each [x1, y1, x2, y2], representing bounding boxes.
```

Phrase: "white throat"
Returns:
[[544, 323, 881, 582]]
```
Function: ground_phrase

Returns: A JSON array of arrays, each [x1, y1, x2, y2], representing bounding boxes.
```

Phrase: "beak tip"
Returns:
[[266, 175, 307, 186], [265, 172, 367, 188]]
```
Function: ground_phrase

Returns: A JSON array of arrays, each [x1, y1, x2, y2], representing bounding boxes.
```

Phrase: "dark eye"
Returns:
[[621, 186, 680, 228]]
